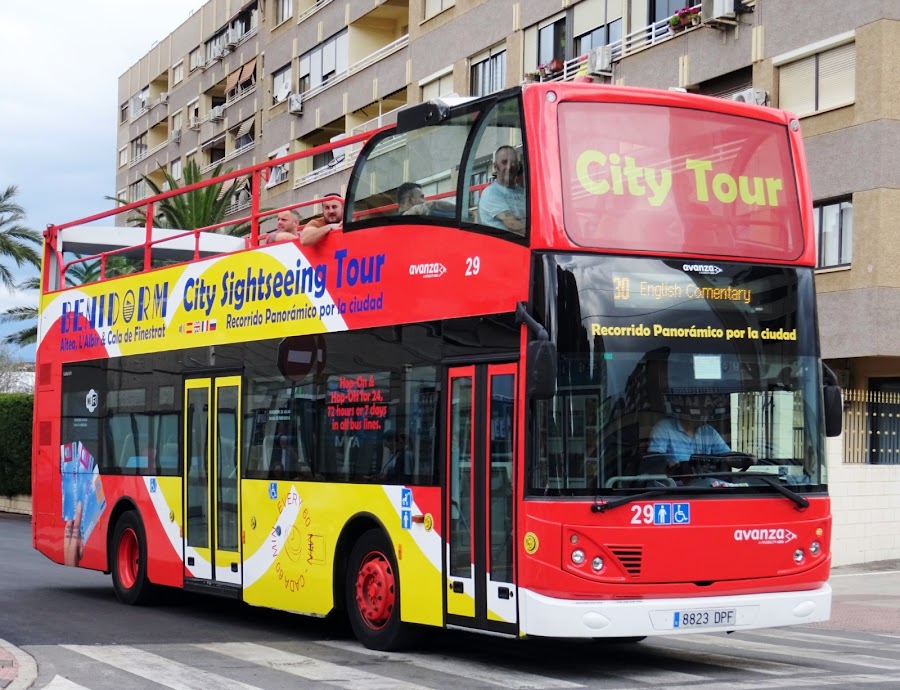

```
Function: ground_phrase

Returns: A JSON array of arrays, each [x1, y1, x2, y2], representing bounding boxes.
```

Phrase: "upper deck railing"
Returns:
[[44, 126, 386, 295]]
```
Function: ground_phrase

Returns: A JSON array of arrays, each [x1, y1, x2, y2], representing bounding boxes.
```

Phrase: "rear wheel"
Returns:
[[111, 511, 154, 605], [345, 529, 413, 650]]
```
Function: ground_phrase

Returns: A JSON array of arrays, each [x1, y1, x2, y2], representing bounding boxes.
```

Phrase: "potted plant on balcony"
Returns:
[[670, 5, 701, 31]]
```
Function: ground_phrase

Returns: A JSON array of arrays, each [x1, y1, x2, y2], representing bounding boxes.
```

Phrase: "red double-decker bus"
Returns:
[[32, 83, 842, 650]]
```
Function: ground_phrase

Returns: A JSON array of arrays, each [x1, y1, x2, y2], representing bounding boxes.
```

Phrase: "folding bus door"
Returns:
[[445, 363, 517, 635], [183, 375, 242, 587]]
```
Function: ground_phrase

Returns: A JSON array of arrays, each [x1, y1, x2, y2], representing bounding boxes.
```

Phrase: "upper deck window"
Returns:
[[347, 111, 477, 225], [558, 102, 804, 261]]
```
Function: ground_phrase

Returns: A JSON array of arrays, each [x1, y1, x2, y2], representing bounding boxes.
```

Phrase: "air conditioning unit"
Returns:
[[729, 87, 768, 106], [210, 105, 225, 121], [288, 94, 303, 115], [189, 115, 201, 130], [701, 0, 740, 22], [195, 54, 207, 68], [171, 129, 182, 143], [226, 28, 240, 47], [159, 91, 168, 104], [587, 45, 612, 75], [211, 46, 225, 61]]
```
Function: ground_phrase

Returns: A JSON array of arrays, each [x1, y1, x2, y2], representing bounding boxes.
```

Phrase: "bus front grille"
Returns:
[[609, 545, 643, 577]]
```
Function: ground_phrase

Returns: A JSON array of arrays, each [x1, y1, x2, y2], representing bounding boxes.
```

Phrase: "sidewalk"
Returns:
[[810, 558, 900, 633], [0, 638, 35, 690]]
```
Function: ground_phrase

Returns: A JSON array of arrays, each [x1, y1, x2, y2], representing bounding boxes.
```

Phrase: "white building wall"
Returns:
[[827, 435, 900, 566]]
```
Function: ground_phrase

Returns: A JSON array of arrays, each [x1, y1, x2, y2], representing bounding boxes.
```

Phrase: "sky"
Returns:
[[0, 0, 208, 360]]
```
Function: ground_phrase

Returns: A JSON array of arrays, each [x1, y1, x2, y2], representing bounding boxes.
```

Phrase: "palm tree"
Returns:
[[0, 185, 41, 290], [128, 160, 250, 236], [1, 261, 106, 346]]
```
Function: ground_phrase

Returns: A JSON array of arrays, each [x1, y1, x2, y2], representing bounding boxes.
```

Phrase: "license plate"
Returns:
[[673, 608, 736, 628]]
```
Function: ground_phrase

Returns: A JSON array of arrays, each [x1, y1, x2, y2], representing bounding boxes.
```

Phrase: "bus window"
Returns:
[[462, 96, 526, 234], [346, 111, 477, 225]]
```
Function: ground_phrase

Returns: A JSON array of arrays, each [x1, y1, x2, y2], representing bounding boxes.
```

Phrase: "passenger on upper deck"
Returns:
[[477, 145, 526, 233], [397, 182, 455, 217], [299, 193, 344, 246], [265, 209, 302, 244]]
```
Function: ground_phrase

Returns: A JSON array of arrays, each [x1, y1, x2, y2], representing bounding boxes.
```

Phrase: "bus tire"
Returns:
[[345, 528, 413, 650], [111, 510, 154, 606]]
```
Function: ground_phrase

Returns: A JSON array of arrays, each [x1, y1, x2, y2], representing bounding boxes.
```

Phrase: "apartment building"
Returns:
[[116, 0, 900, 561]]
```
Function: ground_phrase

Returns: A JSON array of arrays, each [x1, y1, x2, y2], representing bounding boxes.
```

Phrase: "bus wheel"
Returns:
[[346, 529, 412, 650], [111, 511, 153, 605]]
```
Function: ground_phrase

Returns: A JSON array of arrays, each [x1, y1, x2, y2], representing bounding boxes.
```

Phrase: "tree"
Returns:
[[1, 262, 107, 347], [0, 185, 41, 290], [128, 160, 250, 236], [0, 341, 30, 393]]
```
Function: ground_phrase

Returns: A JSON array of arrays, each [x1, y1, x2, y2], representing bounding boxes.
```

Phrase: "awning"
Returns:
[[225, 68, 241, 93], [216, 177, 236, 200], [239, 57, 257, 84], [201, 133, 226, 151], [234, 119, 254, 137]]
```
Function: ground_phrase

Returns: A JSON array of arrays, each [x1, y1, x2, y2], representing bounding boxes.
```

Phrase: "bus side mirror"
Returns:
[[822, 363, 842, 438], [527, 340, 557, 399]]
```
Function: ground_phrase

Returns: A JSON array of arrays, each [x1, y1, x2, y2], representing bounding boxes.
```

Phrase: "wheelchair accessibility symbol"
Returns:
[[673, 503, 690, 524]]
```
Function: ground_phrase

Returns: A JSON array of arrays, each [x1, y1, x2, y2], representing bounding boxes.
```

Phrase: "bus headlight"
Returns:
[[793, 549, 805, 564], [571, 549, 585, 565], [809, 541, 821, 556], [591, 556, 604, 572]]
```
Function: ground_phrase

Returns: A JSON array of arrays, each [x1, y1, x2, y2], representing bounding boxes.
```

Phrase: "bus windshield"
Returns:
[[529, 254, 826, 497], [558, 101, 805, 261]]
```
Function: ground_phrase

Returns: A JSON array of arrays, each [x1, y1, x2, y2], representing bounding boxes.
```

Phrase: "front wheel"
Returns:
[[345, 529, 413, 650], [110, 511, 154, 605]]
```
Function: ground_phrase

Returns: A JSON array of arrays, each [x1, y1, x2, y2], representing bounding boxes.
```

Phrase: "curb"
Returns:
[[0, 639, 36, 690]]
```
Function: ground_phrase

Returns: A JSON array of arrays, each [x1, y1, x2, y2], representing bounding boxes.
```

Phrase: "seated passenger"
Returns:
[[299, 193, 343, 246], [397, 182, 455, 216], [477, 145, 526, 232], [265, 209, 302, 244]]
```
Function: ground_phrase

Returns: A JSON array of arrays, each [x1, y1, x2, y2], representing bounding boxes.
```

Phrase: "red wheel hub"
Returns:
[[117, 527, 139, 589], [354, 551, 396, 630]]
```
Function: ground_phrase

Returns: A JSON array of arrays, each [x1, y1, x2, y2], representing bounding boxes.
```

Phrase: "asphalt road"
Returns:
[[3, 512, 900, 690]]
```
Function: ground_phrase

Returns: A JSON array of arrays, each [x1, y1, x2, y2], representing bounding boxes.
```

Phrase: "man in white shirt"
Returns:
[[478, 145, 526, 232]]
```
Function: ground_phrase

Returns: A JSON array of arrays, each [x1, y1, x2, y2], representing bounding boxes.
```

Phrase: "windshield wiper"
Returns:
[[591, 488, 671, 513], [688, 471, 810, 509]]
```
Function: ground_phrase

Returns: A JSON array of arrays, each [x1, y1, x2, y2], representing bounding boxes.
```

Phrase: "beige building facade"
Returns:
[[116, 0, 900, 563]]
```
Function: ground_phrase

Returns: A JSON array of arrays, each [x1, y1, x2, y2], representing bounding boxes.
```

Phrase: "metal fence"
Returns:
[[842, 389, 900, 464]]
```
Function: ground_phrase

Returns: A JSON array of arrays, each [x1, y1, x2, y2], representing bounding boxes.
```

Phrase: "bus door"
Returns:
[[183, 376, 242, 587], [445, 363, 517, 634]]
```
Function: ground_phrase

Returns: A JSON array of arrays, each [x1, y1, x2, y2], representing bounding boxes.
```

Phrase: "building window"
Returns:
[[266, 145, 290, 188], [173, 62, 184, 85], [130, 133, 148, 162], [233, 119, 255, 151], [118, 147, 128, 168], [226, 58, 258, 101], [651, 0, 699, 23], [576, 20, 622, 55], [276, 0, 292, 24], [189, 47, 203, 71], [272, 64, 292, 103], [298, 30, 348, 93], [424, 0, 454, 20], [779, 42, 855, 117], [129, 87, 149, 119], [171, 158, 182, 181], [120, 102, 128, 124], [538, 17, 566, 67], [172, 110, 183, 132], [470, 48, 506, 98], [813, 198, 852, 268], [206, 30, 227, 62], [128, 179, 147, 202], [422, 72, 454, 101]]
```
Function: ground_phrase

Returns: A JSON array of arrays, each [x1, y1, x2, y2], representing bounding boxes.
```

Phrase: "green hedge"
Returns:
[[0, 394, 33, 497]]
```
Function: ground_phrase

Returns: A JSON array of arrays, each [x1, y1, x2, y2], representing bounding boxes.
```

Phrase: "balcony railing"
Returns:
[[298, 34, 408, 102]]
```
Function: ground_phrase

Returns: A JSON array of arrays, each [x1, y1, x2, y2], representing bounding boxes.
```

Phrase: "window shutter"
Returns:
[[778, 55, 816, 116], [818, 42, 855, 111]]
